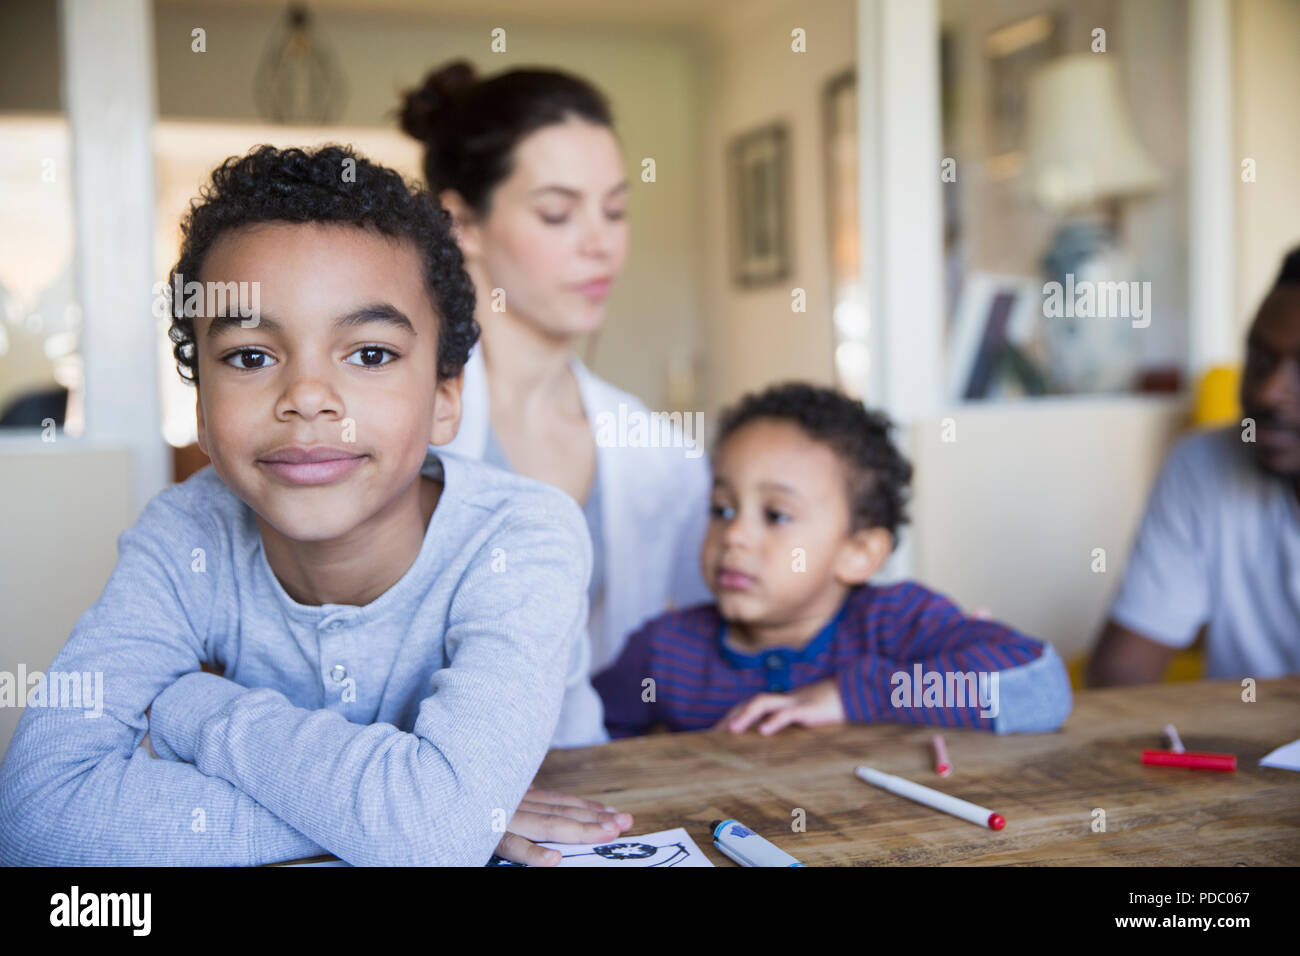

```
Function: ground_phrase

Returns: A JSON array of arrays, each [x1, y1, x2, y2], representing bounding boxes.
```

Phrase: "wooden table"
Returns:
[[534, 677, 1300, 865]]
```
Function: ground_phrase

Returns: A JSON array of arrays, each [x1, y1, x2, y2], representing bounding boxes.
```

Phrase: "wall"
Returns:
[[699, 0, 853, 412], [1233, 0, 1300, 333], [0, 0, 61, 113], [0, 445, 135, 753], [906, 397, 1185, 660]]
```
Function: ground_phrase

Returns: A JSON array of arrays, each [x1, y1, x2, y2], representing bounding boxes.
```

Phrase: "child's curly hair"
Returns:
[[714, 382, 913, 538], [166, 143, 478, 385]]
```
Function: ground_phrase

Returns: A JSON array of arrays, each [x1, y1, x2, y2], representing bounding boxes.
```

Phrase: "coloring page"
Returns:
[[486, 827, 714, 867]]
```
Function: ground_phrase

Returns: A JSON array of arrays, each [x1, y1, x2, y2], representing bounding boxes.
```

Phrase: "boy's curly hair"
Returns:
[[714, 382, 913, 538], [167, 143, 478, 385]]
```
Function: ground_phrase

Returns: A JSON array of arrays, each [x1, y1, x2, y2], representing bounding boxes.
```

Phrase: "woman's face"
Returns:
[[452, 117, 630, 340]]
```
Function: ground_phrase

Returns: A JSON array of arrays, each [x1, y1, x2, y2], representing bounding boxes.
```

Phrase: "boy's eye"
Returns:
[[345, 346, 397, 368], [765, 508, 790, 525], [224, 348, 275, 370], [540, 212, 568, 225], [605, 209, 627, 222], [710, 503, 735, 521]]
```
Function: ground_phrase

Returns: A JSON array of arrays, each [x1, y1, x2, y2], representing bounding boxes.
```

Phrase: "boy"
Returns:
[[0, 145, 629, 866], [593, 383, 1072, 737]]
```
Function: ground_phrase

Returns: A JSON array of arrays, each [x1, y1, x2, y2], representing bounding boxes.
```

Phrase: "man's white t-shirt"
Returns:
[[1110, 426, 1300, 679]]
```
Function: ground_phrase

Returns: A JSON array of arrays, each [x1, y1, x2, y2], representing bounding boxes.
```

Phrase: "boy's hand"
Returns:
[[493, 788, 634, 866], [718, 678, 847, 735]]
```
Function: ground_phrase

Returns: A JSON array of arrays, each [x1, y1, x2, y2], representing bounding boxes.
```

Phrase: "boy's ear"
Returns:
[[438, 189, 481, 261], [833, 526, 893, 586], [429, 371, 464, 447]]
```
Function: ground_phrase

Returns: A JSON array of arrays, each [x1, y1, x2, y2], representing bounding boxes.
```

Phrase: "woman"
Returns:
[[400, 62, 711, 748]]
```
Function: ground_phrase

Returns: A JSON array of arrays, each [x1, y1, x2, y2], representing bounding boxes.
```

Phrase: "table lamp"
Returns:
[[1024, 54, 1164, 393]]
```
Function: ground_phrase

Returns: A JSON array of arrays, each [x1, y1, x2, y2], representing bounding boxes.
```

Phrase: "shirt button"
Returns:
[[765, 655, 784, 670], [330, 665, 347, 682], [328, 620, 343, 630]]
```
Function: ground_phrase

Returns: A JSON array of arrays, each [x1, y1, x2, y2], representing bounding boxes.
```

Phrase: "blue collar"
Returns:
[[718, 599, 849, 670]]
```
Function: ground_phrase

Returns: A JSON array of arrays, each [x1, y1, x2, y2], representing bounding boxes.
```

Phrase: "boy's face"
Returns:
[[192, 222, 462, 543], [701, 419, 887, 633]]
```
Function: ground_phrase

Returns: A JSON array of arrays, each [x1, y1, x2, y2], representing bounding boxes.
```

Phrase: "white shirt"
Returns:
[[443, 345, 713, 744], [1110, 426, 1300, 678]]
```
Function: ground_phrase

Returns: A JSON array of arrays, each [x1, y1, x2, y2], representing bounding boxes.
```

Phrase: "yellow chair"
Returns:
[[1192, 364, 1241, 427]]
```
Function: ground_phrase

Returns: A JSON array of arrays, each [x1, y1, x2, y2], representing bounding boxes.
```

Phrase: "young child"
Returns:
[[593, 383, 1072, 738], [0, 145, 630, 867]]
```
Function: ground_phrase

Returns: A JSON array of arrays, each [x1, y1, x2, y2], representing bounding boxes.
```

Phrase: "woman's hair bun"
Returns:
[[400, 60, 477, 142]]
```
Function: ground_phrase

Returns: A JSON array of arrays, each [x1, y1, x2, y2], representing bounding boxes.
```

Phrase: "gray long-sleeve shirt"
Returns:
[[0, 447, 592, 866]]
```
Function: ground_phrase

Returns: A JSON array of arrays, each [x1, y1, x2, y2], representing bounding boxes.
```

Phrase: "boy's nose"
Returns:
[[277, 375, 344, 421], [721, 516, 754, 548]]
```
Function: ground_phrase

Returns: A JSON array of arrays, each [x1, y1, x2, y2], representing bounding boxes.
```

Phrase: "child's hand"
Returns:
[[493, 788, 634, 866], [717, 678, 847, 735]]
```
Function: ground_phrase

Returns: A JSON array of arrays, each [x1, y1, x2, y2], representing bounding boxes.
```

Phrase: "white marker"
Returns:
[[855, 765, 1005, 830], [1164, 724, 1185, 754], [710, 819, 805, 867]]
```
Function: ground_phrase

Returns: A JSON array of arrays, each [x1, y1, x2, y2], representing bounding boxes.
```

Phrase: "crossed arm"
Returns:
[[0, 500, 601, 866]]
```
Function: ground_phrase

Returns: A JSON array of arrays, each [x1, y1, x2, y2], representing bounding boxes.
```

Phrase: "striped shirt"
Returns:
[[592, 582, 1072, 737]]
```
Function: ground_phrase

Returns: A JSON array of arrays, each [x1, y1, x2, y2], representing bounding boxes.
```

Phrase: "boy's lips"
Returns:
[[716, 568, 756, 591], [257, 446, 367, 486]]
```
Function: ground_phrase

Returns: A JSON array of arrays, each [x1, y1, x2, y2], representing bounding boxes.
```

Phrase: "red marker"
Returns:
[[1141, 749, 1236, 772], [932, 735, 952, 777]]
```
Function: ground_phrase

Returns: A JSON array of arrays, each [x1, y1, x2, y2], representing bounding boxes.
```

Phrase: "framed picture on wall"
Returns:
[[729, 122, 791, 287]]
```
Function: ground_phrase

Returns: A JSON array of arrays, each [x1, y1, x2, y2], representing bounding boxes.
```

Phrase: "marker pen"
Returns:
[[710, 819, 806, 867], [932, 735, 952, 777], [1141, 749, 1236, 772], [1164, 724, 1186, 754], [855, 765, 1005, 829]]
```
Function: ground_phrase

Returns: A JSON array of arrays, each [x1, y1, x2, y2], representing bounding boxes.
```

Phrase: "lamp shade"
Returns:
[[1024, 54, 1164, 212]]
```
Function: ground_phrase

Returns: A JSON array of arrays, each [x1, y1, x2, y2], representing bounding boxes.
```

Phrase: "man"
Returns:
[[1088, 247, 1300, 685]]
